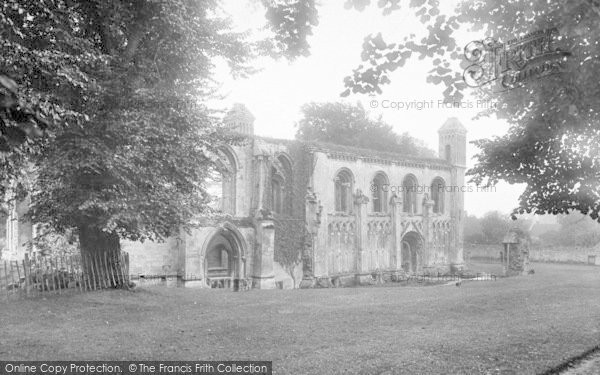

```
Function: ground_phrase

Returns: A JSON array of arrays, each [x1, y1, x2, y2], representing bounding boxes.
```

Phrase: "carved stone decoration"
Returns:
[[390, 193, 403, 208], [316, 202, 323, 226], [354, 188, 369, 205]]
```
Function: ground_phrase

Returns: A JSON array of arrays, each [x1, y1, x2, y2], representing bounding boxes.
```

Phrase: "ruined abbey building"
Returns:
[[120, 104, 468, 289], [3, 104, 468, 289]]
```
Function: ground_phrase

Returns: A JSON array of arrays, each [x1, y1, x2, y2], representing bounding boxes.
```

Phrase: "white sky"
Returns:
[[211, 0, 525, 218]]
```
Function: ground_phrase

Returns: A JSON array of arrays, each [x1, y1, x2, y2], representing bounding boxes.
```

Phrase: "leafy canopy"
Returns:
[[296, 101, 435, 158], [1, 0, 319, 243], [340, 0, 600, 221]]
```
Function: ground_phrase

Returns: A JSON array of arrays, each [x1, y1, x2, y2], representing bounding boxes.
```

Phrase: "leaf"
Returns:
[[0, 75, 18, 94]]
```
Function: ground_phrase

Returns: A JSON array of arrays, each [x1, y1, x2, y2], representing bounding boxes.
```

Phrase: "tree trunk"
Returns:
[[78, 225, 128, 289]]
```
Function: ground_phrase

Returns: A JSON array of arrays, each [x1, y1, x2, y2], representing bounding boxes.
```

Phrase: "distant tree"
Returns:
[[340, 0, 600, 221], [480, 211, 510, 244], [478, 211, 533, 244], [295, 102, 435, 157], [463, 214, 485, 244], [539, 212, 600, 247]]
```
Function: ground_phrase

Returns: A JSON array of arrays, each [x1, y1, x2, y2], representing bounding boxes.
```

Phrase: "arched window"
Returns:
[[371, 172, 389, 213], [271, 168, 284, 215], [445, 144, 452, 162], [431, 177, 445, 214], [334, 169, 353, 213], [207, 148, 237, 215], [403, 175, 418, 214], [221, 149, 237, 215], [271, 154, 292, 216]]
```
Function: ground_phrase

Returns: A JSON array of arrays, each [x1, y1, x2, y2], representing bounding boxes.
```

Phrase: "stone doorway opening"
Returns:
[[204, 227, 244, 289], [401, 231, 422, 274]]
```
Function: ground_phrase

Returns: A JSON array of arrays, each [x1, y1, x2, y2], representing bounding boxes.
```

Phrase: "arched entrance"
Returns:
[[401, 231, 422, 274], [202, 224, 246, 289]]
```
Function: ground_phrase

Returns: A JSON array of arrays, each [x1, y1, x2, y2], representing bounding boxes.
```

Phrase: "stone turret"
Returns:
[[224, 103, 255, 136], [438, 117, 467, 167], [438, 118, 467, 269]]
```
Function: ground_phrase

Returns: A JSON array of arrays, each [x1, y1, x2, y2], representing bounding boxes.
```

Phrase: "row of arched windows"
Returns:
[[334, 169, 446, 215], [214, 147, 445, 218], [215, 148, 294, 217]]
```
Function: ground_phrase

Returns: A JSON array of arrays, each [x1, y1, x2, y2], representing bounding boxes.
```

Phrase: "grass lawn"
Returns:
[[1, 262, 600, 374]]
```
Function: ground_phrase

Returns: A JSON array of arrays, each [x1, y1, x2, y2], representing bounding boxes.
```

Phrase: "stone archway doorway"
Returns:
[[401, 231, 422, 274], [204, 227, 245, 289]]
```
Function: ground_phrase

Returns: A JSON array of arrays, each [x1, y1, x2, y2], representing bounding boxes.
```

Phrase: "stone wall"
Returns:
[[529, 246, 600, 265], [465, 243, 600, 265], [122, 237, 182, 277], [311, 150, 454, 218], [310, 148, 462, 277]]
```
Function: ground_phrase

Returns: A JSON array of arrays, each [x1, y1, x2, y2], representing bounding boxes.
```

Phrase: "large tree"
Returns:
[[1, 0, 318, 286], [296, 101, 435, 157], [340, 0, 600, 221]]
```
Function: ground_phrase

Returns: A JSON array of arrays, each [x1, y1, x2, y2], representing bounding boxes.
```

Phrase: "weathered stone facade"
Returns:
[[3, 104, 467, 289], [124, 104, 467, 288]]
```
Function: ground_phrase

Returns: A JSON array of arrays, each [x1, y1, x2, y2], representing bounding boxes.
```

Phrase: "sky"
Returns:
[[211, 0, 526, 218]]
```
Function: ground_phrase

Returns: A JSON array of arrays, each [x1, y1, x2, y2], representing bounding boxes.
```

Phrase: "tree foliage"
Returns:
[[1, 1, 319, 262], [261, 0, 319, 59], [296, 101, 435, 157], [464, 211, 531, 244], [340, 0, 600, 221], [539, 212, 600, 247]]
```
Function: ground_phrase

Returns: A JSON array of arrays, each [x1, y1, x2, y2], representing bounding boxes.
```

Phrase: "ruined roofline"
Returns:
[[250, 135, 453, 169]]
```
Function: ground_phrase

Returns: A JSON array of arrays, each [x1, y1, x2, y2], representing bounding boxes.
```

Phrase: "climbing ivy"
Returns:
[[273, 142, 314, 287]]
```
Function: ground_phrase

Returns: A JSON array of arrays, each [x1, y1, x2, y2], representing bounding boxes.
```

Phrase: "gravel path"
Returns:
[[561, 351, 600, 375]]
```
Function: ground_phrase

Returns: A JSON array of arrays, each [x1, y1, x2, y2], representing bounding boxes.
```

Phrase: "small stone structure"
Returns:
[[501, 228, 530, 276]]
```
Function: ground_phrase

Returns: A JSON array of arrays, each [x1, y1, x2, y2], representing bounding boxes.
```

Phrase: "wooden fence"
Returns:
[[0, 251, 130, 299]]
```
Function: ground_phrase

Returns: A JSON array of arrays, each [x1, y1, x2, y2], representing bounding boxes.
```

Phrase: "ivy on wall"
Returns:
[[272, 142, 314, 286], [273, 218, 307, 288]]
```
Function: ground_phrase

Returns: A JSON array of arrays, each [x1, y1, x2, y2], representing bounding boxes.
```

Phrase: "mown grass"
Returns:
[[1, 262, 599, 374]]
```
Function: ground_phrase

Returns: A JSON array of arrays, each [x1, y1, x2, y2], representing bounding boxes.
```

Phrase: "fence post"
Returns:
[[9, 261, 16, 295], [56, 257, 62, 295], [73, 256, 81, 292], [90, 254, 102, 290], [21, 259, 28, 297], [51, 257, 59, 294], [14, 260, 22, 296], [107, 251, 116, 287], [119, 252, 129, 287], [115, 251, 123, 286], [99, 252, 107, 289], [95, 252, 102, 289], [80, 255, 87, 291], [104, 251, 112, 288], [84, 255, 91, 291], [4, 261, 9, 299]]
